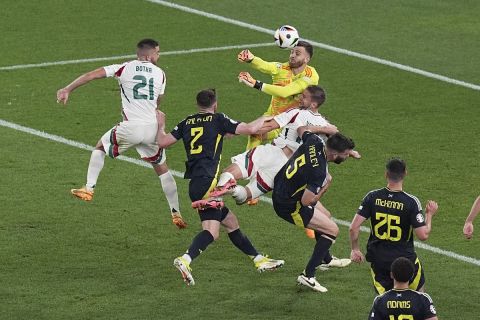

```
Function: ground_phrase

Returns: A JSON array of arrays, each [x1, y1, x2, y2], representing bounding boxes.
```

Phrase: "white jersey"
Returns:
[[272, 108, 330, 152], [104, 60, 166, 123]]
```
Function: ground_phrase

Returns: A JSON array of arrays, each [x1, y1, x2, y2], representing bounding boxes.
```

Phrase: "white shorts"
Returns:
[[101, 120, 166, 164], [231, 144, 288, 197]]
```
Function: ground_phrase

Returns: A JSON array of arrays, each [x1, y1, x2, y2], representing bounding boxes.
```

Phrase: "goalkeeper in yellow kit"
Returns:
[[238, 40, 319, 150]]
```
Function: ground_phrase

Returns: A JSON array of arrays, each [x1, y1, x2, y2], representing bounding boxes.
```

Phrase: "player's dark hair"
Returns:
[[137, 38, 159, 50], [391, 257, 415, 282], [306, 85, 326, 107], [196, 89, 217, 108], [296, 40, 313, 58], [326, 133, 355, 152], [386, 158, 406, 182]]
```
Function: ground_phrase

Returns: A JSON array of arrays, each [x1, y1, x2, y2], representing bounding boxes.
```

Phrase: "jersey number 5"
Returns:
[[374, 212, 402, 241], [286, 154, 306, 179], [133, 75, 154, 100], [190, 127, 203, 154]]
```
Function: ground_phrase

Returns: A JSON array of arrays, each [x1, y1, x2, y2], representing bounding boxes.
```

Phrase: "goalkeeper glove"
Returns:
[[237, 49, 254, 62], [238, 72, 263, 90]]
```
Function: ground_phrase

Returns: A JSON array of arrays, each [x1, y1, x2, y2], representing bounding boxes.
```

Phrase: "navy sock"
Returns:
[[305, 234, 336, 278], [323, 251, 333, 264], [315, 231, 333, 263], [187, 230, 214, 260], [228, 229, 258, 257]]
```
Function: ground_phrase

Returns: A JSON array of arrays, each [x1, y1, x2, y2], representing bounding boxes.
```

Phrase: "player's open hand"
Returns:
[[350, 249, 365, 263], [237, 49, 254, 62], [463, 221, 474, 239], [238, 72, 256, 88], [56, 88, 70, 105]]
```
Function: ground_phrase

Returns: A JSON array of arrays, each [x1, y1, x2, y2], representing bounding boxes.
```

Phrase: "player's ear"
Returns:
[[389, 271, 394, 280]]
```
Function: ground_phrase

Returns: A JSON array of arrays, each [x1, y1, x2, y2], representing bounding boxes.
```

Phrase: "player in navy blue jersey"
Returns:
[[156, 89, 284, 286], [349, 158, 439, 294], [272, 129, 355, 292], [369, 257, 438, 320]]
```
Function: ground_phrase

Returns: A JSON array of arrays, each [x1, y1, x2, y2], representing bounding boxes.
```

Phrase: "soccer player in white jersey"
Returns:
[[56, 39, 186, 229], [214, 86, 338, 204]]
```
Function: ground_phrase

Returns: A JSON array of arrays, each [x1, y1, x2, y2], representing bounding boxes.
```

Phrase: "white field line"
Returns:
[[0, 42, 274, 71], [145, 0, 480, 92], [1, 118, 479, 267]]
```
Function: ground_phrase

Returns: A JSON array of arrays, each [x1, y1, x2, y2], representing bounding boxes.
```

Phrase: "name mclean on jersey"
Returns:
[[186, 115, 213, 125]]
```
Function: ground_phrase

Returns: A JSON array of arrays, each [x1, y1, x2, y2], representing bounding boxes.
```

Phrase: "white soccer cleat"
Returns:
[[173, 257, 195, 286], [254, 256, 285, 272], [317, 256, 352, 271], [297, 273, 328, 292]]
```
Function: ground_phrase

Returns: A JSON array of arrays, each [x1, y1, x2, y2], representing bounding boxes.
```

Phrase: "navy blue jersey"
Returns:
[[369, 289, 437, 320], [358, 188, 425, 262], [171, 112, 239, 178], [273, 131, 328, 203]]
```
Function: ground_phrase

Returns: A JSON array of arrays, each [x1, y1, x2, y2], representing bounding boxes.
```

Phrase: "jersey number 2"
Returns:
[[133, 75, 154, 100], [190, 127, 203, 154], [374, 212, 402, 241]]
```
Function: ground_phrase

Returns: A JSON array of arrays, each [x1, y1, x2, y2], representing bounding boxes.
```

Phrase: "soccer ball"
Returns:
[[274, 25, 300, 49]]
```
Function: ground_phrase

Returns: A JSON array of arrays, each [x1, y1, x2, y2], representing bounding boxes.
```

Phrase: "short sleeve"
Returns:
[[170, 120, 184, 140], [368, 297, 383, 320], [103, 63, 126, 78], [409, 196, 426, 228], [357, 192, 374, 219], [273, 109, 300, 128], [421, 293, 437, 319], [218, 113, 240, 135], [305, 170, 326, 195]]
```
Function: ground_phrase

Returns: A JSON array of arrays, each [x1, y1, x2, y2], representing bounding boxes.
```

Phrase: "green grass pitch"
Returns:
[[1, 1, 479, 319]]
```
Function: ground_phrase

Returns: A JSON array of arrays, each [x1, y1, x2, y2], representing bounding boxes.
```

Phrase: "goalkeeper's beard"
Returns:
[[289, 60, 303, 69]]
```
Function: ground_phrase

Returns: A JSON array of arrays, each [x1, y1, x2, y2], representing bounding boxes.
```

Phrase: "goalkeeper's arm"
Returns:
[[238, 72, 308, 98], [237, 49, 278, 75]]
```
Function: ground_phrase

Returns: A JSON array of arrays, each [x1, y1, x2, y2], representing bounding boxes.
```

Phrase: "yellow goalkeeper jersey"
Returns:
[[250, 56, 319, 116]]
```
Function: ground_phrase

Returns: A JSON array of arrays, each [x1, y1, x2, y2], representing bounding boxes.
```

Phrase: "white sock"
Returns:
[[217, 172, 234, 187], [182, 253, 192, 264], [253, 254, 264, 263], [159, 171, 180, 212], [86, 150, 106, 191], [232, 185, 248, 204]]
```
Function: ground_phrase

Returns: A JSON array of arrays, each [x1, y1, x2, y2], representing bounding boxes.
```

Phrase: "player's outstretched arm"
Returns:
[[238, 71, 306, 98], [255, 118, 280, 135], [302, 124, 338, 136], [235, 115, 271, 135], [156, 110, 178, 148], [349, 214, 367, 263], [464, 195, 480, 239], [415, 200, 439, 241], [56, 67, 106, 105]]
